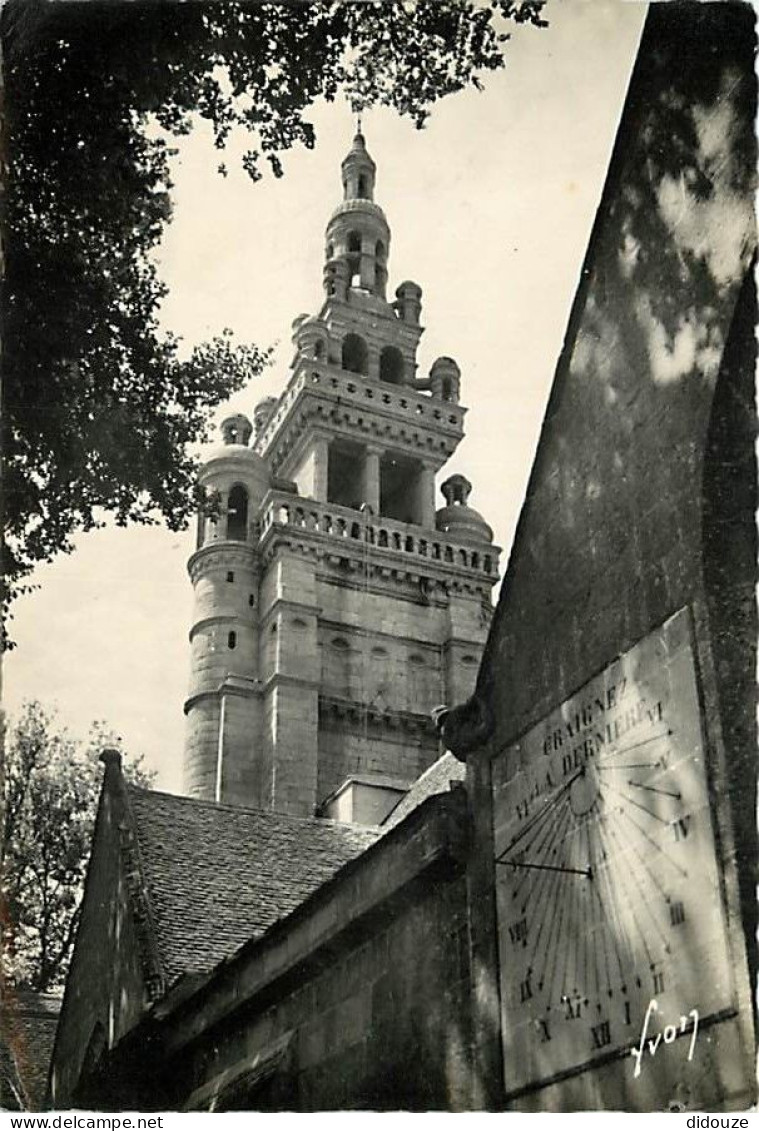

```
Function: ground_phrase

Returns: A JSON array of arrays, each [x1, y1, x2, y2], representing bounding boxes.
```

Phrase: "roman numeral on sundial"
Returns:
[[669, 900, 685, 926], [509, 917, 528, 946], [671, 815, 691, 842], [591, 1019, 611, 1049], [562, 993, 583, 1020]]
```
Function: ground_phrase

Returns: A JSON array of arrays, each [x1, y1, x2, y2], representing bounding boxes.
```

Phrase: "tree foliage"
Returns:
[[607, 4, 756, 341], [1, 701, 153, 992], [1, 0, 547, 615]]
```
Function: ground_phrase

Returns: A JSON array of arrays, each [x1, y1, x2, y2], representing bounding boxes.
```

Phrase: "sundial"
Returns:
[[491, 608, 736, 1100]]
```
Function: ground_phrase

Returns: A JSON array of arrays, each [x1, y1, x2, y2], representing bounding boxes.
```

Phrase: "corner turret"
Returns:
[[436, 474, 493, 544]]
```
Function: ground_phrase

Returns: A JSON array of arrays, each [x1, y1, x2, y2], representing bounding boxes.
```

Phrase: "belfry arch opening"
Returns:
[[347, 231, 361, 285], [380, 453, 425, 524], [380, 346, 404, 385], [226, 484, 249, 541], [342, 333, 368, 376], [327, 441, 364, 510]]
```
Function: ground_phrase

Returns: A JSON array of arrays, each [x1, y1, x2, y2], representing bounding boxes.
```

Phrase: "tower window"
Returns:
[[228, 631, 237, 650], [379, 346, 404, 385], [342, 333, 368, 376], [226, 571, 235, 583], [226, 484, 249, 541], [346, 231, 362, 284], [248, 594, 255, 606], [358, 174, 368, 197], [314, 340, 324, 360], [326, 242, 334, 260]]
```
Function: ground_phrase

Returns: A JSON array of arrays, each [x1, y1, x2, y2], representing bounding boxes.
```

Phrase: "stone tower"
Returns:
[[184, 132, 500, 822]]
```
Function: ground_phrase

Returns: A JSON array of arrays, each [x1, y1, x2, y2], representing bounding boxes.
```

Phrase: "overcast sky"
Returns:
[[4, 1, 647, 792]]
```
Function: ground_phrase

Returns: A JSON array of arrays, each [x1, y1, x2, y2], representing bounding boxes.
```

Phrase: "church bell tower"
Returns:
[[184, 131, 500, 821]]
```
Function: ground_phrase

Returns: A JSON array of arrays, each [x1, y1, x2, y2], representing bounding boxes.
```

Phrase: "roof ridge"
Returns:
[[127, 784, 378, 833], [382, 750, 465, 826], [427, 749, 458, 774], [114, 776, 167, 1000], [402, 749, 461, 791]]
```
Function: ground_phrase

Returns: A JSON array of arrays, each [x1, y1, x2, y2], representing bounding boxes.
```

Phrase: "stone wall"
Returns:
[[317, 726, 437, 803], [313, 574, 487, 804], [50, 761, 150, 1108], [459, 3, 756, 1112], [188, 871, 471, 1110]]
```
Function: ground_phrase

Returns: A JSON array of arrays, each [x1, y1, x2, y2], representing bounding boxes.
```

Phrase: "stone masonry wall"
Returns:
[[463, 4, 756, 1110], [317, 727, 439, 804], [169, 864, 473, 1110]]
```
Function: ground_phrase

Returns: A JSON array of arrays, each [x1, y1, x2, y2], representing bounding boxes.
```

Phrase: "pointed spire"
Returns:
[[326, 128, 390, 299], [341, 127, 375, 201]]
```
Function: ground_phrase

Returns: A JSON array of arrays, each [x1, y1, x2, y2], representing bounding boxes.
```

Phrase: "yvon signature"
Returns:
[[631, 999, 699, 1078]]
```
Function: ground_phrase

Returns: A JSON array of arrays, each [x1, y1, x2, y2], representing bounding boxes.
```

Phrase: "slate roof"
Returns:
[[382, 751, 466, 828], [127, 787, 379, 986], [0, 991, 61, 1110]]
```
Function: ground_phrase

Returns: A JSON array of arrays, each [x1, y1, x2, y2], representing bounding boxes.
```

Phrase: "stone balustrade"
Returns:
[[253, 361, 465, 455], [259, 490, 497, 579]]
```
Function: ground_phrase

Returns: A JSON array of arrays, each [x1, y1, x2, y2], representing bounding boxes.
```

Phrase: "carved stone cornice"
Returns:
[[259, 530, 496, 600], [184, 676, 262, 715], [319, 693, 437, 736], [254, 363, 466, 470], [188, 614, 257, 643], [188, 541, 259, 582], [256, 491, 499, 603], [269, 398, 461, 476]]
